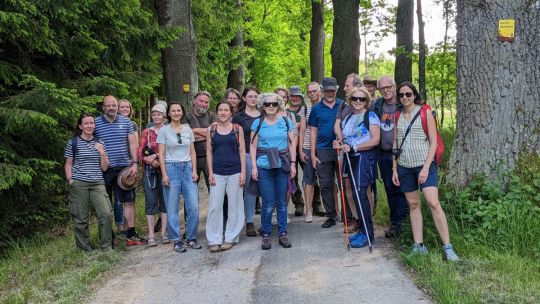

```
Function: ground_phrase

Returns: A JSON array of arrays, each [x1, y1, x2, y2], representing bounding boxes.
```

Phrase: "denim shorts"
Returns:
[[397, 162, 438, 193]]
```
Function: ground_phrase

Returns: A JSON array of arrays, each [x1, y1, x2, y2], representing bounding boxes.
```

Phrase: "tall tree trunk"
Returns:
[[447, 0, 540, 186], [310, 0, 325, 83], [226, 0, 245, 93], [394, 0, 414, 85], [331, 0, 360, 99], [416, 0, 426, 100], [155, 0, 198, 109]]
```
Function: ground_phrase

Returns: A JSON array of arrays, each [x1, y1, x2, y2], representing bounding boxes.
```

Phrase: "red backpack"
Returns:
[[395, 104, 444, 165]]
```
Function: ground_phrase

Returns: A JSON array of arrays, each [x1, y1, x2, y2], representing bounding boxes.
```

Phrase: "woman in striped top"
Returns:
[[64, 113, 113, 251], [391, 81, 459, 261]]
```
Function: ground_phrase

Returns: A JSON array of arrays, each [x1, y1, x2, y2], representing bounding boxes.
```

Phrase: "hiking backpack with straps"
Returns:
[[341, 110, 372, 133], [210, 123, 240, 145], [394, 104, 444, 165], [250, 114, 290, 144], [71, 135, 100, 161]]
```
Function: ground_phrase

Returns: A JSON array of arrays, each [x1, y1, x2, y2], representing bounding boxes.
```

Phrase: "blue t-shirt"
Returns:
[[307, 98, 343, 150], [251, 117, 292, 169], [342, 111, 381, 149], [94, 115, 134, 168]]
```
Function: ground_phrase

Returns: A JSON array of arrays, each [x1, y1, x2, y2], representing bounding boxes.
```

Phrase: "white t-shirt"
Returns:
[[157, 124, 195, 162]]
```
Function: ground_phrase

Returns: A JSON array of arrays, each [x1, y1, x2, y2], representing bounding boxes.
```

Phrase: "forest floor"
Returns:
[[86, 184, 432, 304]]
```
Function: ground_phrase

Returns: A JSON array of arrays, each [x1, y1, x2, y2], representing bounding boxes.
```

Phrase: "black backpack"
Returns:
[[342, 110, 372, 132]]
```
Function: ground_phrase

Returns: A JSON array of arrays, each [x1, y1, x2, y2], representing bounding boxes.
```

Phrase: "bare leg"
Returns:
[[304, 184, 314, 218], [124, 202, 136, 228], [146, 215, 155, 240], [404, 191, 423, 244], [161, 213, 168, 236], [422, 187, 450, 244]]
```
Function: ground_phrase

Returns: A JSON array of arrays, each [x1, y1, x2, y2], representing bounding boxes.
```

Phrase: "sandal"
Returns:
[[148, 238, 157, 247], [161, 235, 171, 244]]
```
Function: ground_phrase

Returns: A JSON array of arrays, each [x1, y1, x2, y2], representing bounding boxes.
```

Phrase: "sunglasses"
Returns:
[[176, 133, 182, 144], [398, 92, 414, 98], [350, 96, 367, 102], [264, 102, 279, 108]]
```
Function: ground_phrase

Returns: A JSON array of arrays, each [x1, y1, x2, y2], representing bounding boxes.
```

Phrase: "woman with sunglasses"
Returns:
[[251, 93, 296, 250], [232, 85, 261, 237], [391, 81, 459, 261], [205, 101, 246, 252], [139, 104, 168, 247], [334, 86, 380, 248], [64, 113, 113, 251], [157, 102, 201, 253]]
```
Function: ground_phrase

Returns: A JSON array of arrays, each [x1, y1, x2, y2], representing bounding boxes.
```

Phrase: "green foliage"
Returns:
[[444, 157, 540, 259], [0, 0, 176, 246]]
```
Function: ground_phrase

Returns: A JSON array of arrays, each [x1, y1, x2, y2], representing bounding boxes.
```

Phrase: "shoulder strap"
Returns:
[[71, 136, 78, 160], [374, 98, 384, 118], [251, 114, 265, 144], [282, 115, 290, 132], [397, 109, 421, 154], [363, 110, 371, 129]]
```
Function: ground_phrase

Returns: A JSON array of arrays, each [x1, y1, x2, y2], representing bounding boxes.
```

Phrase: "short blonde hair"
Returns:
[[256, 93, 285, 113], [347, 86, 372, 110]]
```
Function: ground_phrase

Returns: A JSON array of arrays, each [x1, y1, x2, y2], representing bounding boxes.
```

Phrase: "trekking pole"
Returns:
[[336, 148, 351, 251], [345, 152, 373, 253]]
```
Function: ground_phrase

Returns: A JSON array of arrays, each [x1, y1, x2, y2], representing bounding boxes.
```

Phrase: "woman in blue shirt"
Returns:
[[250, 93, 296, 250], [334, 86, 380, 248]]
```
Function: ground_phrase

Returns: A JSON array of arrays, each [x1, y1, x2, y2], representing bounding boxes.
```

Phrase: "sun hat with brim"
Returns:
[[117, 167, 137, 190]]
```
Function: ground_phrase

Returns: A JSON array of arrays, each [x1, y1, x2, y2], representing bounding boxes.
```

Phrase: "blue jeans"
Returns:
[[243, 153, 257, 224], [258, 168, 288, 236], [378, 151, 408, 226], [163, 161, 199, 241]]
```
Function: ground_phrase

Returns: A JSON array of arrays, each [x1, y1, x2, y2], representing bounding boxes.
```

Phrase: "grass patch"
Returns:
[[0, 189, 150, 304]]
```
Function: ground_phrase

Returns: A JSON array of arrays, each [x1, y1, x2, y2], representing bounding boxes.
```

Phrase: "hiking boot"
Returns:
[[384, 224, 401, 239], [261, 236, 271, 250], [411, 243, 428, 254], [187, 239, 202, 249], [294, 204, 304, 216], [126, 235, 147, 246], [246, 223, 257, 237], [174, 240, 186, 253], [348, 232, 366, 242], [154, 218, 162, 233], [278, 234, 292, 248], [321, 218, 336, 228], [443, 244, 460, 261]]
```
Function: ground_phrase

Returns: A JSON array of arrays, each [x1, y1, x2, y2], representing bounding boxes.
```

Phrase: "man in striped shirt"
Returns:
[[95, 95, 145, 245]]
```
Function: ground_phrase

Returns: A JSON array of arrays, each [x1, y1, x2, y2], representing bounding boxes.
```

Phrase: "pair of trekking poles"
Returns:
[[336, 148, 373, 253]]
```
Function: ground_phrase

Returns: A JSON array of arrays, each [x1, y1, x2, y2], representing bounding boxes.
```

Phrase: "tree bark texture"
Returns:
[[394, 0, 414, 85], [155, 0, 198, 109], [331, 0, 360, 99], [310, 0, 325, 83], [226, 0, 245, 93], [416, 0, 426, 100], [448, 0, 540, 186]]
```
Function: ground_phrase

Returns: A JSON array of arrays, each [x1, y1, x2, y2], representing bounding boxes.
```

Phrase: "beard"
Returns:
[[194, 106, 207, 115]]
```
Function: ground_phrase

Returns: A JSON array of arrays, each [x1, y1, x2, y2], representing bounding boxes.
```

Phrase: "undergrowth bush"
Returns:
[[442, 156, 540, 259]]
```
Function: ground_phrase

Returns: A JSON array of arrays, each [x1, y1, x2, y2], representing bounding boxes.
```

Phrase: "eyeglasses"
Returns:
[[350, 96, 367, 102], [379, 85, 394, 92], [264, 102, 279, 108], [176, 133, 182, 144], [398, 92, 413, 98]]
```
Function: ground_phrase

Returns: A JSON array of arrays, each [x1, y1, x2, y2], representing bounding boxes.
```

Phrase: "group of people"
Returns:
[[64, 74, 460, 261]]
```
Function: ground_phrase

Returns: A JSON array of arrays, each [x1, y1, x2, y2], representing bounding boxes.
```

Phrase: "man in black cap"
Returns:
[[308, 77, 344, 228]]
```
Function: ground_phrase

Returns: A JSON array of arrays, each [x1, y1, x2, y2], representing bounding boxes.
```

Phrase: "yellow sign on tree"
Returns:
[[498, 19, 515, 42]]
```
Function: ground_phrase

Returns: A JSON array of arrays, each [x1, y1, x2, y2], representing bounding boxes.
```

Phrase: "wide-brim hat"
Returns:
[[117, 167, 137, 190], [363, 75, 377, 86]]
